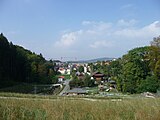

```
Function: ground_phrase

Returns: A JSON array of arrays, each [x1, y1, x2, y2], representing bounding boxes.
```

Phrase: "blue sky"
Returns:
[[0, 0, 160, 60]]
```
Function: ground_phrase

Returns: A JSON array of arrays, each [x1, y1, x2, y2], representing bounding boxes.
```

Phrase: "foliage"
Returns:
[[138, 76, 159, 93], [69, 74, 95, 88], [0, 33, 57, 88], [118, 47, 151, 93], [78, 66, 84, 73], [69, 79, 84, 88], [148, 36, 160, 79], [110, 59, 122, 77], [154, 60, 160, 79]]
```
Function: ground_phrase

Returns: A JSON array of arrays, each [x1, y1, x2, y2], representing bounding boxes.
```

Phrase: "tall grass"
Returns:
[[0, 97, 160, 120]]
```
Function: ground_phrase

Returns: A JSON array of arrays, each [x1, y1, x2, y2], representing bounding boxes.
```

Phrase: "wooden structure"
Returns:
[[92, 72, 104, 81]]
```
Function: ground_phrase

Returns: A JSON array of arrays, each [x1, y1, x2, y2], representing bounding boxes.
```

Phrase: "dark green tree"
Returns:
[[0, 33, 58, 88], [149, 36, 160, 79], [138, 76, 159, 93], [78, 66, 84, 73], [119, 47, 150, 93]]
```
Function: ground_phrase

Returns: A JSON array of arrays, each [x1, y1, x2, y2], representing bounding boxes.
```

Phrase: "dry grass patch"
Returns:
[[0, 97, 160, 120]]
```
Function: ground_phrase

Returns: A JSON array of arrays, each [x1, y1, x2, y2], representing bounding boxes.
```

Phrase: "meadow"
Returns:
[[0, 94, 160, 120]]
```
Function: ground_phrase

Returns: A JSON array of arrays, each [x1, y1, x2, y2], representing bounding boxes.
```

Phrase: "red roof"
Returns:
[[59, 76, 65, 79]]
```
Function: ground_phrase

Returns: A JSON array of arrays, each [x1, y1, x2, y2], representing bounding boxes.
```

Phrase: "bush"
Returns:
[[138, 76, 159, 93]]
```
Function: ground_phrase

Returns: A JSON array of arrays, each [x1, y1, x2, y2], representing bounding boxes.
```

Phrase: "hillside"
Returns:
[[67, 57, 115, 63]]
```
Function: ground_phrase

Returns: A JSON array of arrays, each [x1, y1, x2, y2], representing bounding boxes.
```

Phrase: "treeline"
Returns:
[[89, 36, 160, 93], [0, 33, 57, 88], [108, 36, 160, 93]]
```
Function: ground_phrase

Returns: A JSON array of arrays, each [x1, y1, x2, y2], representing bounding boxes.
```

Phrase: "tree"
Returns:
[[84, 74, 94, 87], [78, 66, 84, 73], [149, 36, 160, 78], [151, 36, 160, 47], [154, 60, 160, 79], [138, 76, 159, 93], [118, 47, 150, 93], [109, 59, 122, 78], [0, 33, 58, 88]]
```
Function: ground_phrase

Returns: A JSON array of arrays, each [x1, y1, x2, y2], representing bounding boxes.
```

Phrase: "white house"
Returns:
[[58, 76, 65, 83], [66, 69, 71, 75], [84, 66, 87, 73], [58, 68, 66, 74]]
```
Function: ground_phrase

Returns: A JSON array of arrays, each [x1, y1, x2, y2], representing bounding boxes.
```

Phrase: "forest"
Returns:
[[0, 33, 57, 88], [88, 36, 160, 93]]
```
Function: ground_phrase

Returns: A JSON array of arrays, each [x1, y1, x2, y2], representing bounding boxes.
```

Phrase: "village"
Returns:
[[54, 59, 118, 96]]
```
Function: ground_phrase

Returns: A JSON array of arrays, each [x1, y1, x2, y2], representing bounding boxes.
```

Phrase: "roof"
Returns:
[[109, 80, 116, 84], [93, 74, 104, 77], [67, 88, 87, 94], [59, 76, 65, 78], [59, 68, 65, 71], [92, 72, 104, 77]]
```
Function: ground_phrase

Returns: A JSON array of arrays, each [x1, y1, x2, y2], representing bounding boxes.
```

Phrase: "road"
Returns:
[[59, 79, 71, 96]]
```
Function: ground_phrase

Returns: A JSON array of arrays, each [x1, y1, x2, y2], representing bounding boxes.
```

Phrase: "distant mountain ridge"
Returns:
[[66, 57, 116, 63]]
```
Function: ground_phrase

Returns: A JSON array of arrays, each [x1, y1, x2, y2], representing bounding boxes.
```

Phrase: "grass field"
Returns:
[[0, 94, 160, 120]]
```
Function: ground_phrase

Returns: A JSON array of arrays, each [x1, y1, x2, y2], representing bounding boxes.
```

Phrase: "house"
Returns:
[[84, 66, 87, 73], [92, 72, 105, 84], [58, 76, 65, 83], [66, 68, 71, 75], [58, 68, 66, 74], [92, 72, 104, 81]]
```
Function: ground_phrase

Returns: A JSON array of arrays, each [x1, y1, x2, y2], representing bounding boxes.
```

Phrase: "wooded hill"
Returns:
[[0, 33, 57, 88]]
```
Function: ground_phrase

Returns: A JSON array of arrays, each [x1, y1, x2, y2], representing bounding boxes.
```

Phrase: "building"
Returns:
[[58, 68, 66, 74], [58, 76, 65, 83], [92, 72, 104, 81], [66, 88, 87, 95], [92, 72, 105, 84], [66, 68, 71, 75]]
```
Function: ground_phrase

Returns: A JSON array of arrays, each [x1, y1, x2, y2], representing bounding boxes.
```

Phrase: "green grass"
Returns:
[[0, 93, 160, 120], [56, 74, 71, 80]]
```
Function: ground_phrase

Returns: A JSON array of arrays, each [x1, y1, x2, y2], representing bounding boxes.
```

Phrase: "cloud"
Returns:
[[53, 20, 160, 58], [82, 20, 112, 31], [90, 41, 113, 48], [82, 21, 95, 25], [155, 21, 160, 28], [114, 21, 160, 38], [54, 30, 82, 48], [117, 19, 137, 27]]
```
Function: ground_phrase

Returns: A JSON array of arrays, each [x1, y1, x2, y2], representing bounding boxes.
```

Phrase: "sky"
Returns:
[[0, 0, 160, 60]]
